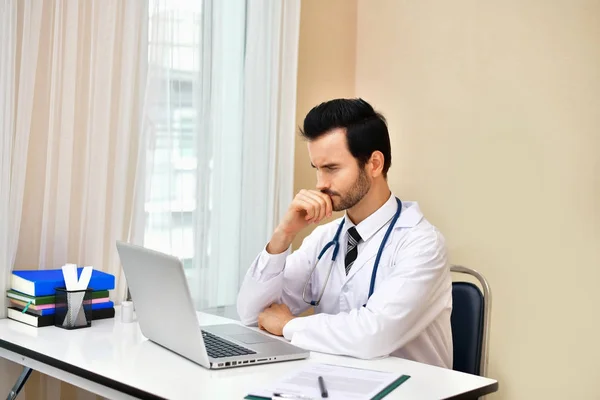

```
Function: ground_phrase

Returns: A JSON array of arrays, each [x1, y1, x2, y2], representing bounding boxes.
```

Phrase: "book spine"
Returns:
[[35, 277, 115, 296]]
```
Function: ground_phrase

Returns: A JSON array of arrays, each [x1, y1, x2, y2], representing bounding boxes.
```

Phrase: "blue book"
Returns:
[[11, 268, 115, 297]]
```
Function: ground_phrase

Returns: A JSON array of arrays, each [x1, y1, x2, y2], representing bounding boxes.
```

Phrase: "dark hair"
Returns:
[[300, 98, 391, 177]]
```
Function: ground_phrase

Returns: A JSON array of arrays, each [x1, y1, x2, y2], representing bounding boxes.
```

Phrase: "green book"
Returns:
[[7, 289, 110, 305]]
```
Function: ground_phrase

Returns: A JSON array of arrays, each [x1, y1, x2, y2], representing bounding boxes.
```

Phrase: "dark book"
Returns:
[[7, 306, 115, 327]]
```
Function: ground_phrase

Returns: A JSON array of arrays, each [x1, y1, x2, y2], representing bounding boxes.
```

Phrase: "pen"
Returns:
[[318, 376, 328, 398], [272, 392, 315, 400]]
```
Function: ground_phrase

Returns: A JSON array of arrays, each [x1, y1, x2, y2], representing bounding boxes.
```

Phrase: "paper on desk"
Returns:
[[247, 363, 405, 400]]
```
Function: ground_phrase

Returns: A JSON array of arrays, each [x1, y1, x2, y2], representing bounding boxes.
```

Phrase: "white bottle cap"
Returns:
[[121, 300, 134, 323]]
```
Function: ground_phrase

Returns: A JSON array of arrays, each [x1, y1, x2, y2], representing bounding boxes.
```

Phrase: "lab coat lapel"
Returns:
[[342, 199, 424, 284], [343, 249, 371, 284]]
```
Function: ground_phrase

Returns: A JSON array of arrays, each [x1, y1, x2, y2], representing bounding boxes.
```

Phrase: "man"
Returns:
[[236, 98, 453, 368]]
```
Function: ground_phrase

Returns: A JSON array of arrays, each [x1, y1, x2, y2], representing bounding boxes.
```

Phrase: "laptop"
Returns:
[[115, 241, 309, 369]]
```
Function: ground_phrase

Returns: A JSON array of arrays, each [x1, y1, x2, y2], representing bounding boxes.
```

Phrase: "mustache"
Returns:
[[320, 189, 339, 197]]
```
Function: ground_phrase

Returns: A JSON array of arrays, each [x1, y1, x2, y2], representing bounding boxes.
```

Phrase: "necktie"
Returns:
[[344, 227, 362, 275]]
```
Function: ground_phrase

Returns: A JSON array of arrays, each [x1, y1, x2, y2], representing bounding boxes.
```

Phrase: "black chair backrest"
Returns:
[[451, 281, 485, 375]]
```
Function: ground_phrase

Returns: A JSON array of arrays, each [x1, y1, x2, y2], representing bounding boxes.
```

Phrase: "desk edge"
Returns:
[[0, 338, 165, 400], [443, 380, 499, 400]]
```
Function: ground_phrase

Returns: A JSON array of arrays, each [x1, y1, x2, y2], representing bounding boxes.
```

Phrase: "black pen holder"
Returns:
[[54, 287, 93, 329]]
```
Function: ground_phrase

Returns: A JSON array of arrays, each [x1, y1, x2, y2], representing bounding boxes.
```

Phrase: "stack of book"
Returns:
[[6, 267, 116, 327]]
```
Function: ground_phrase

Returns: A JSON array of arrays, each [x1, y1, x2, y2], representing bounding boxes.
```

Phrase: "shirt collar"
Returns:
[[343, 193, 398, 242], [342, 193, 424, 241]]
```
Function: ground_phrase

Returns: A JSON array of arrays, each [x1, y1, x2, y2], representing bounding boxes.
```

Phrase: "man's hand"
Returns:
[[257, 303, 297, 336], [267, 189, 333, 254]]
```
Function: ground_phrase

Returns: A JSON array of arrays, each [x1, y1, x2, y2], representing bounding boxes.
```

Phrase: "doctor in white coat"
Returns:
[[237, 98, 453, 369]]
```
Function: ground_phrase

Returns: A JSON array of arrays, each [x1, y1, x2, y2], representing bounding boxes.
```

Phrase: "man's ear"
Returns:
[[369, 151, 385, 177]]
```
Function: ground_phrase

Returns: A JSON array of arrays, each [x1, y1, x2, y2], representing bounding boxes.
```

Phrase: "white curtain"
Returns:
[[0, 1, 40, 395], [14, 0, 147, 304], [141, 0, 300, 309], [0, 1, 147, 398], [239, 0, 300, 287], [0, 0, 27, 321]]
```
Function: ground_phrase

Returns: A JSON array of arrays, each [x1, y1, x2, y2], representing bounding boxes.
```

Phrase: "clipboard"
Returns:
[[244, 363, 411, 400]]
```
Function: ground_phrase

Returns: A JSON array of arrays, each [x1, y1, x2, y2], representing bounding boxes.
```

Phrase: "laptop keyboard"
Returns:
[[201, 330, 257, 359]]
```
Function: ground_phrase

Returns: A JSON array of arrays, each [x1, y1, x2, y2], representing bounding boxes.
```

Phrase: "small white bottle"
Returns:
[[121, 300, 134, 323]]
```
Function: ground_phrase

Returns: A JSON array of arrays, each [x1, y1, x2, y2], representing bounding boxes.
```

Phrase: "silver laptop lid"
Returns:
[[116, 241, 210, 367]]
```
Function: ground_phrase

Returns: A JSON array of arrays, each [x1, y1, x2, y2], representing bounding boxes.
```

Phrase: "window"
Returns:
[[144, 0, 203, 273], [141, 0, 293, 310]]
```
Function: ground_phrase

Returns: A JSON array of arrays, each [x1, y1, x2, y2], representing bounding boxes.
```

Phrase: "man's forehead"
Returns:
[[307, 128, 348, 163]]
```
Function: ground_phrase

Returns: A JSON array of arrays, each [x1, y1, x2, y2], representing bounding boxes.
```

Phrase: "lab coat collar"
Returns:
[[340, 194, 424, 284], [343, 193, 423, 242]]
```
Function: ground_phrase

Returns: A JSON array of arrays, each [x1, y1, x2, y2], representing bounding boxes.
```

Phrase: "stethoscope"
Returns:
[[302, 198, 403, 307]]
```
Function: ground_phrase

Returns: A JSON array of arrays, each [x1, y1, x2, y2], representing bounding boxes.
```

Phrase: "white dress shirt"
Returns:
[[236, 193, 453, 368]]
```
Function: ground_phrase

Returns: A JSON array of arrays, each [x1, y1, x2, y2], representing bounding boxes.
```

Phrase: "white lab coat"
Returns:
[[236, 194, 453, 368]]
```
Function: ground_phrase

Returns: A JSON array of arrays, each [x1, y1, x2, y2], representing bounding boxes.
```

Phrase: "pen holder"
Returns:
[[54, 287, 93, 329]]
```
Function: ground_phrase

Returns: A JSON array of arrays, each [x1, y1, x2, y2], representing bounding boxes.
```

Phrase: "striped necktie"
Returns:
[[344, 227, 362, 275]]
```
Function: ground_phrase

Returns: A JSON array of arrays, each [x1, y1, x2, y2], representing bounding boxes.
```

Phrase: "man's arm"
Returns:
[[236, 224, 328, 325], [236, 189, 333, 326], [280, 231, 451, 359]]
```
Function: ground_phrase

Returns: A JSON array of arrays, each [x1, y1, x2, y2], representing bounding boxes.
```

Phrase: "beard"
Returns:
[[322, 168, 371, 212]]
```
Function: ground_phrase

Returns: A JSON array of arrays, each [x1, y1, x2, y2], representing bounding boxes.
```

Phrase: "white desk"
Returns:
[[0, 307, 498, 399]]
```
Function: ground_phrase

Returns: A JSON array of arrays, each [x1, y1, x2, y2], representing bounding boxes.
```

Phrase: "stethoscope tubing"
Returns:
[[302, 198, 402, 307]]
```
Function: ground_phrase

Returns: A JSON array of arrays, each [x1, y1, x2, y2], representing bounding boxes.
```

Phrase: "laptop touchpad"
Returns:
[[229, 332, 276, 344]]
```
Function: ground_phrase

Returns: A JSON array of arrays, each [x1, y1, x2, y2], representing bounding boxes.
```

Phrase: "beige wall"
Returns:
[[292, 0, 358, 249], [297, 0, 600, 398]]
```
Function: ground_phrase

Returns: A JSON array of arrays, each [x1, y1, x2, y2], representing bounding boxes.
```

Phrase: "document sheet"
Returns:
[[247, 362, 404, 400]]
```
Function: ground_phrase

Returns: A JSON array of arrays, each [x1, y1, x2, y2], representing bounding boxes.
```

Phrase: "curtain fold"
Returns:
[[239, 0, 300, 284], [1, 2, 40, 395], [0, 0, 40, 320]]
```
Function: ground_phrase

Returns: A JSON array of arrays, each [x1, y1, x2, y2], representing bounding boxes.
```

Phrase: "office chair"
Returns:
[[450, 265, 491, 377]]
